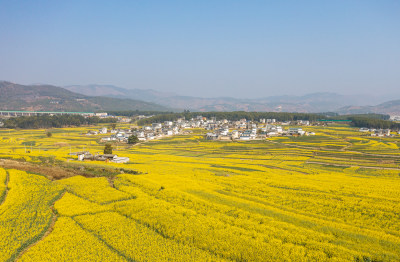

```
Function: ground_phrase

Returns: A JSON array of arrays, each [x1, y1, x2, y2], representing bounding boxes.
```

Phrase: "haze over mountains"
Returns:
[[65, 84, 400, 114], [1, 81, 400, 114]]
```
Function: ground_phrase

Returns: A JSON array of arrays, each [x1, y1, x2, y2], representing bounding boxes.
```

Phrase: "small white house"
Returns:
[[100, 137, 111, 142], [164, 130, 173, 136], [240, 130, 255, 140], [288, 128, 305, 136], [231, 130, 239, 139], [239, 134, 251, 140], [86, 131, 98, 136], [112, 157, 130, 163], [206, 133, 218, 140]]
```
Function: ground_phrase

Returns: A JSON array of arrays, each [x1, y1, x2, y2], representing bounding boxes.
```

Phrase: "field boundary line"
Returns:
[[71, 217, 134, 262], [14, 190, 66, 261], [0, 170, 10, 207]]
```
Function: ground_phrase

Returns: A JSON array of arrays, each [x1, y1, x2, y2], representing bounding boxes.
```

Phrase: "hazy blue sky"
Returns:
[[0, 1, 399, 98]]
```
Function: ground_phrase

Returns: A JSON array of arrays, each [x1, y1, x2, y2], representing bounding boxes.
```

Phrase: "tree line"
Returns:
[[1, 115, 117, 129], [327, 113, 390, 120], [348, 116, 400, 130]]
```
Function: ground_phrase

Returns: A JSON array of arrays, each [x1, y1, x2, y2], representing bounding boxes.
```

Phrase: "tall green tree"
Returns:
[[128, 135, 139, 144], [104, 143, 113, 154]]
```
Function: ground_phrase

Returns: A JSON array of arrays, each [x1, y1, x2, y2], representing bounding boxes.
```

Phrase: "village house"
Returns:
[[288, 128, 306, 136], [231, 130, 240, 139], [239, 130, 256, 140], [164, 121, 173, 127], [372, 129, 391, 137], [206, 132, 218, 140], [118, 117, 132, 123], [95, 112, 108, 118], [152, 123, 162, 130], [100, 137, 111, 142], [164, 129, 173, 136], [86, 130, 98, 136], [146, 133, 155, 140], [297, 120, 310, 126]]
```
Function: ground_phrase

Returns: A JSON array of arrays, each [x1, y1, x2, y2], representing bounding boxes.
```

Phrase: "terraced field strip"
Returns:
[[16, 191, 66, 261], [0, 170, 65, 262], [306, 161, 400, 170]]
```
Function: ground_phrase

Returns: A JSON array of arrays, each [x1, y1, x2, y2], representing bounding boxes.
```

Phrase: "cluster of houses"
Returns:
[[84, 116, 400, 143], [206, 126, 314, 141], [202, 118, 314, 141], [84, 116, 316, 143], [359, 128, 399, 137], [86, 123, 184, 143], [69, 151, 130, 163]]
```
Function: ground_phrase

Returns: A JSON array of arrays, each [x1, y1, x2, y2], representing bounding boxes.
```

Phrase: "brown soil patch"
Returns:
[[0, 159, 96, 180]]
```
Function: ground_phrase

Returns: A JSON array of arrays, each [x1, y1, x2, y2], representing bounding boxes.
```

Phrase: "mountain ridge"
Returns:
[[64, 84, 398, 113], [0, 81, 170, 112]]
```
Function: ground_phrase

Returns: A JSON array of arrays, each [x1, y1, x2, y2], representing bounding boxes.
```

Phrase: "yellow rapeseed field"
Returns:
[[1, 124, 400, 261]]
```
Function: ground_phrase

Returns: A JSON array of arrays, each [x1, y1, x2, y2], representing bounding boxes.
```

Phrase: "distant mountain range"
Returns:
[[1, 81, 399, 114], [64, 84, 400, 114], [0, 82, 170, 112]]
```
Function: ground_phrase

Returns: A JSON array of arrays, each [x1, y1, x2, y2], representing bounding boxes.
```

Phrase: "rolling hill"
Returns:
[[337, 100, 400, 115], [0, 81, 170, 112]]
